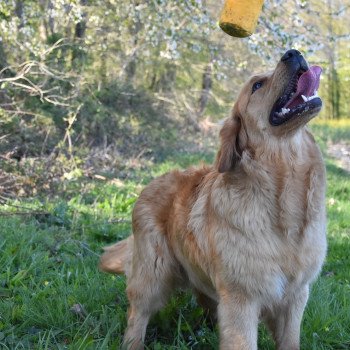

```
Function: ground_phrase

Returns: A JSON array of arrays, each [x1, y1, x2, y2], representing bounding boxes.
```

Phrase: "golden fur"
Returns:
[[100, 55, 327, 350]]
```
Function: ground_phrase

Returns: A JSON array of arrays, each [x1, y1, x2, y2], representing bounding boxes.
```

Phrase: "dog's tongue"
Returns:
[[286, 66, 322, 108], [297, 65, 322, 97]]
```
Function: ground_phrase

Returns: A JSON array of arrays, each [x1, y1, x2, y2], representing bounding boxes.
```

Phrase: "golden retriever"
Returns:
[[100, 49, 327, 350]]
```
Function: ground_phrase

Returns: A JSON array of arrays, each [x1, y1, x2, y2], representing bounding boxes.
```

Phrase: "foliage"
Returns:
[[0, 0, 349, 167]]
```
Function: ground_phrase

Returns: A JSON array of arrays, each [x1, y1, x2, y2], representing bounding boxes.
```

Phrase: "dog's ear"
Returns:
[[215, 114, 242, 173]]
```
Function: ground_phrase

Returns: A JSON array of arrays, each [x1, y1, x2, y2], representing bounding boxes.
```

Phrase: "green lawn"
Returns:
[[1, 123, 349, 349]]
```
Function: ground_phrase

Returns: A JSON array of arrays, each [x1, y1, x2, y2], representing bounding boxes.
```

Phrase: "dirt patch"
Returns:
[[327, 142, 350, 172]]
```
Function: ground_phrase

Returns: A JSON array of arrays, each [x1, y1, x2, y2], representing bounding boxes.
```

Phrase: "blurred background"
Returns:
[[0, 0, 349, 192]]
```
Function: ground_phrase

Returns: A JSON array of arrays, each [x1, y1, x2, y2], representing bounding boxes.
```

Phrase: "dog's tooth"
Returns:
[[281, 107, 290, 115], [308, 91, 319, 101], [301, 95, 308, 102]]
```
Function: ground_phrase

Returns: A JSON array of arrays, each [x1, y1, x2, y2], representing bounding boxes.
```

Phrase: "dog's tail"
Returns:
[[99, 235, 133, 275]]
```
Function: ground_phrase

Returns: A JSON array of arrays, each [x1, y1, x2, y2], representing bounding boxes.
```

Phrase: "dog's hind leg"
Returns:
[[122, 230, 180, 350], [194, 290, 218, 325]]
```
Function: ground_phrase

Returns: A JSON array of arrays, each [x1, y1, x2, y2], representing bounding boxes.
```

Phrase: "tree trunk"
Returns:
[[74, 0, 87, 39], [326, 0, 340, 119], [0, 41, 14, 78], [331, 68, 340, 119], [15, 0, 25, 29], [197, 62, 213, 119], [0, 41, 8, 72], [48, 0, 55, 36], [99, 37, 108, 85], [124, 1, 143, 82], [72, 0, 88, 66], [155, 63, 177, 93]]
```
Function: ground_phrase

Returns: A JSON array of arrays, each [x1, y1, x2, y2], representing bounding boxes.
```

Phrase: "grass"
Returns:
[[1, 121, 350, 349]]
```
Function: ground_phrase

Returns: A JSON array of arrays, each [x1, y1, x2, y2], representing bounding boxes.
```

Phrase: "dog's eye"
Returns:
[[252, 81, 263, 94]]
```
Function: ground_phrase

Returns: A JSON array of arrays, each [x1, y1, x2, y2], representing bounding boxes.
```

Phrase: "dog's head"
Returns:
[[216, 49, 322, 173]]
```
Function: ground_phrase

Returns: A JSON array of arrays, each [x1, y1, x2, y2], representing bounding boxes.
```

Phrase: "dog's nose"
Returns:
[[281, 49, 308, 72], [281, 49, 302, 62]]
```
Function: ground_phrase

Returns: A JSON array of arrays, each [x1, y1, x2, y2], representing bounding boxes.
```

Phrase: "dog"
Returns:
[[100, 49, 327, 350]]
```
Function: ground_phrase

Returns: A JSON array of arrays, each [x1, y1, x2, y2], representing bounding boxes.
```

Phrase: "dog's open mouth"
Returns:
[[270, 66, 322, 126]]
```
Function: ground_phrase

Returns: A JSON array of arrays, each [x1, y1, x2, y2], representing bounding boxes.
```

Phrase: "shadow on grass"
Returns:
[[326, 161, 349, 178]]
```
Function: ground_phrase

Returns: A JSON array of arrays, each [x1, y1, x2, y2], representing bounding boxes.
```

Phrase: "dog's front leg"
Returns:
[[265, 284, 309, 350], [218, 290, 259, 350]]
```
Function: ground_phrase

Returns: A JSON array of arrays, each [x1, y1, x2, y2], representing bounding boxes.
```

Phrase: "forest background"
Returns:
[[0, 1, 349, 349], [0, 0, 349, 182]]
